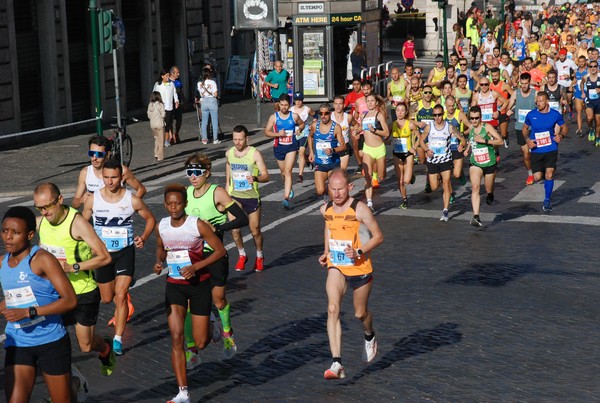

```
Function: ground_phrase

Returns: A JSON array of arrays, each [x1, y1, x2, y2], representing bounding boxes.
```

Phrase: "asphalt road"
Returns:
[[0, 95, 600, 402]]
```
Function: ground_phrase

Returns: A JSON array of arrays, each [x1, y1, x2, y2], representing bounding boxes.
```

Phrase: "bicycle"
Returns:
[[109, 116, 137, 167]]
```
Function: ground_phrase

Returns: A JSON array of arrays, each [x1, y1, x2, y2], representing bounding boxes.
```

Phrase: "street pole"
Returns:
[[499, 0, 506, 51], [255, 29, 261, 127], [89, 0, 103, 136], [442, 2, 449, 65], [113, 49, 123, 164]]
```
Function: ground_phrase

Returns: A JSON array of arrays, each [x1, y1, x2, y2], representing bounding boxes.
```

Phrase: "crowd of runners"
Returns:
[[4, 2, 600, 401]]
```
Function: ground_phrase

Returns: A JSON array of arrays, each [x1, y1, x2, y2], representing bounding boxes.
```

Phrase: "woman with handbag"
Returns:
[[197, 68, 220, 145]]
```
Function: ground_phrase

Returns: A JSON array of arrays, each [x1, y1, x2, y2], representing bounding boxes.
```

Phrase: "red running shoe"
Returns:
[[253, 257, 264, 272], [234, 255, 248, 272]]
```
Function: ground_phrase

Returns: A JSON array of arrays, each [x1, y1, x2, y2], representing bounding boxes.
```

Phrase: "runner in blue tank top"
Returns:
[[308, 103, 346, 201], [264, 94, 305, 209], [0, 206, 76, 403]]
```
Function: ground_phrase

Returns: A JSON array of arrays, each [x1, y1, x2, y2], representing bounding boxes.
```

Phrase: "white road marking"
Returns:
[[510, 180, 565, 202], [577, 182, 600, 204]]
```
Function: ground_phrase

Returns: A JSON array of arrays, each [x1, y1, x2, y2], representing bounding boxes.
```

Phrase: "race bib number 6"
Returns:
[[329, 239, 354, 266]]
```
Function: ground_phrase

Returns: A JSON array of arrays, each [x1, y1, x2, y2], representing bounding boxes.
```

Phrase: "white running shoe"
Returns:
[[323, 361, 346, 379], [362, 335, 378, 362], [167, 390, 190, 403], [71, 364, 89, 403], [210, 312, 223, 343]]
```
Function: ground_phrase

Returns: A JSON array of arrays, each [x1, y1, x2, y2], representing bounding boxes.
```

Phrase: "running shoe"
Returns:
[[371, 177, 380, 189], [503, 138, 509, 148], [213, 139, 222, 144], [577, 129, 583, 138], [525, 175, 535, 186], [113, 338, 123, 356], [424, 182, 432, 193], [440, 209, 449, 222], [449, 192, 456, 204], [164, 140, 171, 148], [459, 173, 467, 186], [400, 198, 408, 209], [362, 334, 378, 362], [596, 138, 600, 147], [210, 313, 223, 343], [324, 362, 346, 380], [282, 198, 291, 210], [367, 199, 374, 211], [222, 329, 237, 360], [185, 348, 200, 370], [99, 337, 116, 376], [167, 391, 191, 403], [410, 174, 416, 185], [108, 293, 134, 326], [71, 365, 89, 403], [201, 138, 208, 145], [297, 174, 304, 183], [588, 129, 596, 142], [486, 193, 494, 205], [234, 255, 248, 272], [253, 256, 264, 272], [289, 188, 295, 199], [470, 217, 483, 227], [543, 199, 552, 212]]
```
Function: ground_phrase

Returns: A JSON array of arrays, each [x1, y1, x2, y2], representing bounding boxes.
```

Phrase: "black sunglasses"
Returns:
[[433, 113, 444, 117]]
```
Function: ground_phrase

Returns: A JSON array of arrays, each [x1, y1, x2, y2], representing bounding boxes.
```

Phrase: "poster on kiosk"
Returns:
[[293, 17, 334, 102]]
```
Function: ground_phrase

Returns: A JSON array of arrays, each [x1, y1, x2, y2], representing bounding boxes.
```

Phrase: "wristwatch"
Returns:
[[29, 306, 38, 319], [356, 249, 364, 257], [73, 263, 80, 274]]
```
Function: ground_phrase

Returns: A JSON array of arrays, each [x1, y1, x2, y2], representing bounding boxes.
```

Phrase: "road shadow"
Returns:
[[445, 262, 534, 286], [265, 244, 323, 269], [345, 322, 463, 384]]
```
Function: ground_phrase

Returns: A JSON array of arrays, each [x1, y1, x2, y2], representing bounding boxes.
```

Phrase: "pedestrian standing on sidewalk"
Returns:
[[197, 68, 220, 145], [147, 91, 166, 162], [402, 35, 417, 65], [170, 66, 184, 144], [153, 69, 179, 148]]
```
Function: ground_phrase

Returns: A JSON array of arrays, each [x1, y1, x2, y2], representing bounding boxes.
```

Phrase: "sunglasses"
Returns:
[[480, 83, 490, 86], [460, 63, 467, 66], [469, 116, 481, 120], [185, 168, 205, 177], [591, 65, 599, 67], [34, 197, 60, 212], [88, 150, 106, 158], [433, 113, 444, 117], [423, 91, 432, 94], [415, 71, 423, 74], [319, 111, 331, 116]]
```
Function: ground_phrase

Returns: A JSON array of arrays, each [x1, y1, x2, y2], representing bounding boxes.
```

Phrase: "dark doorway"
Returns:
[[66, 0, 92, 121], [332, 26, 353, 96], [122, 0, 144, 110]]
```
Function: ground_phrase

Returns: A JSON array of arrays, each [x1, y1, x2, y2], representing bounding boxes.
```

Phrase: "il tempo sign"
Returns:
[[298, 3, 324, 14]]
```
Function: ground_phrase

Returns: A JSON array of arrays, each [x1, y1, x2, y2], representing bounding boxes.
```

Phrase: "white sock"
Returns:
[[114, 335, 122, 342], [256, 250, 263, 258], [527, 170, 533, 176], [238, 249, 246, 256], [178, 386, 189, 396]]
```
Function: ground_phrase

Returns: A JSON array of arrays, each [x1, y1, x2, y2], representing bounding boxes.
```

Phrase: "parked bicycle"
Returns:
[[109, 116, 137, 167]]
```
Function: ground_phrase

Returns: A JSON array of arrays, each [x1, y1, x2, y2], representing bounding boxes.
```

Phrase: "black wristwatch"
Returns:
[[356, 249, 364, 257], [72, 263, 80, 274], [29, 306, 38, 319]]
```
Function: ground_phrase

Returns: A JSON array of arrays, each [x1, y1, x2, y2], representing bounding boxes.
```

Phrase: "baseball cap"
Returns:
[[435, 55, 444, 62], [294, 91, 304, 101], [559, 48, 568, 55]]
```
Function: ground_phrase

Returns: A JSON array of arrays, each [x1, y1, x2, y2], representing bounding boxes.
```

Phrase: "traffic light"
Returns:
[[98, 9, 113, 54]]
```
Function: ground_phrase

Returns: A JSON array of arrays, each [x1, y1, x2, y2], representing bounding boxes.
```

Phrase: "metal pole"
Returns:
[[499, 0, 506, 51], [255, 29, 261, 127], [112, 49, 123, 164], [442, 3, 449, 65], [89, 0, 103, 135]]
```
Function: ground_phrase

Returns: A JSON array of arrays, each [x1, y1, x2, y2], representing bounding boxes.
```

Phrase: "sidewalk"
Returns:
[[0, 98, 279, 196]]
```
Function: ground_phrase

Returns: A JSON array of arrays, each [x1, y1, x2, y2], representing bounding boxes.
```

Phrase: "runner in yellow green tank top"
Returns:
[[426, 55, 447, 97], [184, 153, 249, 360], [463, 106, 504, 227], [225, 125, 270, 274], [454, 75, 472, 113], [34, 183, 116, 380], [391, 103, 419, 209], [387, 67, 411, 121]]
